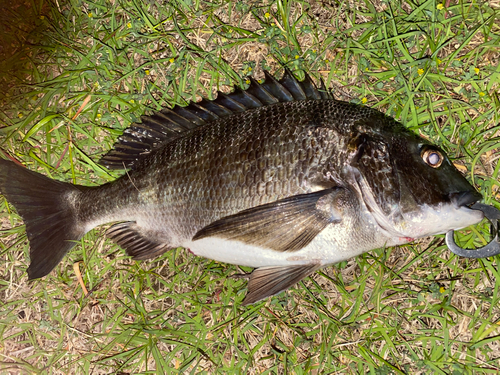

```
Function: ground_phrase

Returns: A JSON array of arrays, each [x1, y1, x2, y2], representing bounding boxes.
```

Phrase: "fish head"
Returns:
[[347, 118, 483, 242]]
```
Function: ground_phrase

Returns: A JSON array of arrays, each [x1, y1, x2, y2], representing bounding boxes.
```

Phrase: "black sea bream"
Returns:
[[0, 70, 490, 304]]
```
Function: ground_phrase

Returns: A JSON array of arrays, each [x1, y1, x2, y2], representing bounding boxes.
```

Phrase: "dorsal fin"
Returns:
[[99, 69, 331, 170]]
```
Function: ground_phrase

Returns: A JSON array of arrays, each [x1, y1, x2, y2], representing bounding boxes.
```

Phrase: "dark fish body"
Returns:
[[0, 70, 484, 304]]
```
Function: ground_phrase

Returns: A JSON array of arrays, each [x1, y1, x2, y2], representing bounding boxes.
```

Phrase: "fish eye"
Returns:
[[421, 148, 444, 168]]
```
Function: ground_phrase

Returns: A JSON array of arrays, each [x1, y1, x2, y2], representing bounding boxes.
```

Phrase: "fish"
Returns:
[[0, 69, 492, 305]]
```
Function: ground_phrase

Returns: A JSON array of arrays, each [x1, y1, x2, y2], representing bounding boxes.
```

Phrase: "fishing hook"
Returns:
[[446, 203, 500, 258]]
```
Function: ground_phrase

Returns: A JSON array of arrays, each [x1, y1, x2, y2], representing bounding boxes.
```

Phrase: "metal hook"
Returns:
[[445, 203, 500, 258]]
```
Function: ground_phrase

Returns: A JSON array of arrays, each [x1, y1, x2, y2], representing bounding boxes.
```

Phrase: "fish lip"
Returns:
[[446, 203, 500, 259], [449, 191, 482, 209]]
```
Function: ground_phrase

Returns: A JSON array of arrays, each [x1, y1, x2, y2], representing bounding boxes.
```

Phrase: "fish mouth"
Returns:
[[449, 190, 482, 208], [445, 197, 500, 259]]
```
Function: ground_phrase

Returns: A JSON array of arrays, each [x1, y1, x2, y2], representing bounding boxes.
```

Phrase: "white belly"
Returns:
[[181, 223, 376, 268]]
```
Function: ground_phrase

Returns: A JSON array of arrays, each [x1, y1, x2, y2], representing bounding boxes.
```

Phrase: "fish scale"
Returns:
[[0, 69, 490, 304]]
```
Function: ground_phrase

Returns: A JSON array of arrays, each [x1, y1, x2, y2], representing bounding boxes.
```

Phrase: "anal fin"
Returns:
[[242, 263, 321, 305], [107, 222, 172, 260]]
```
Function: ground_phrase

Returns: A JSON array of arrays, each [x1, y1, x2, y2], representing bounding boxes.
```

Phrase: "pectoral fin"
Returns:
[[193, 188, 349, 252], [242, 263, 321, 305]]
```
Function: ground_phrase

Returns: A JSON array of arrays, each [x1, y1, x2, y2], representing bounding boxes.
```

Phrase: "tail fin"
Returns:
[[0, 159, 86, 279]]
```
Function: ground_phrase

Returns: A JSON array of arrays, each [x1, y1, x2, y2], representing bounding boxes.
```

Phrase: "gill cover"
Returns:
[[348, 133, 399, 216]]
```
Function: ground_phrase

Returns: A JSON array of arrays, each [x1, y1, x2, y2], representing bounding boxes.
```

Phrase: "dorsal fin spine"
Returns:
[[153, 111, 192, 132], [216, 93, 248, 112], [279, 68, 307, 100], [174, 107, 206, 126], [261, 71, 294, 101], [190, 103, 220, 121], [160, 108, 198, 129], [196, 98, 233, 117], [246, 77, 279, 105]]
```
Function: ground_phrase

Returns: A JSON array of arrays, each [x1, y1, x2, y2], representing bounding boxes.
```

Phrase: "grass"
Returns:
[[0, 0, 499, 373]]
